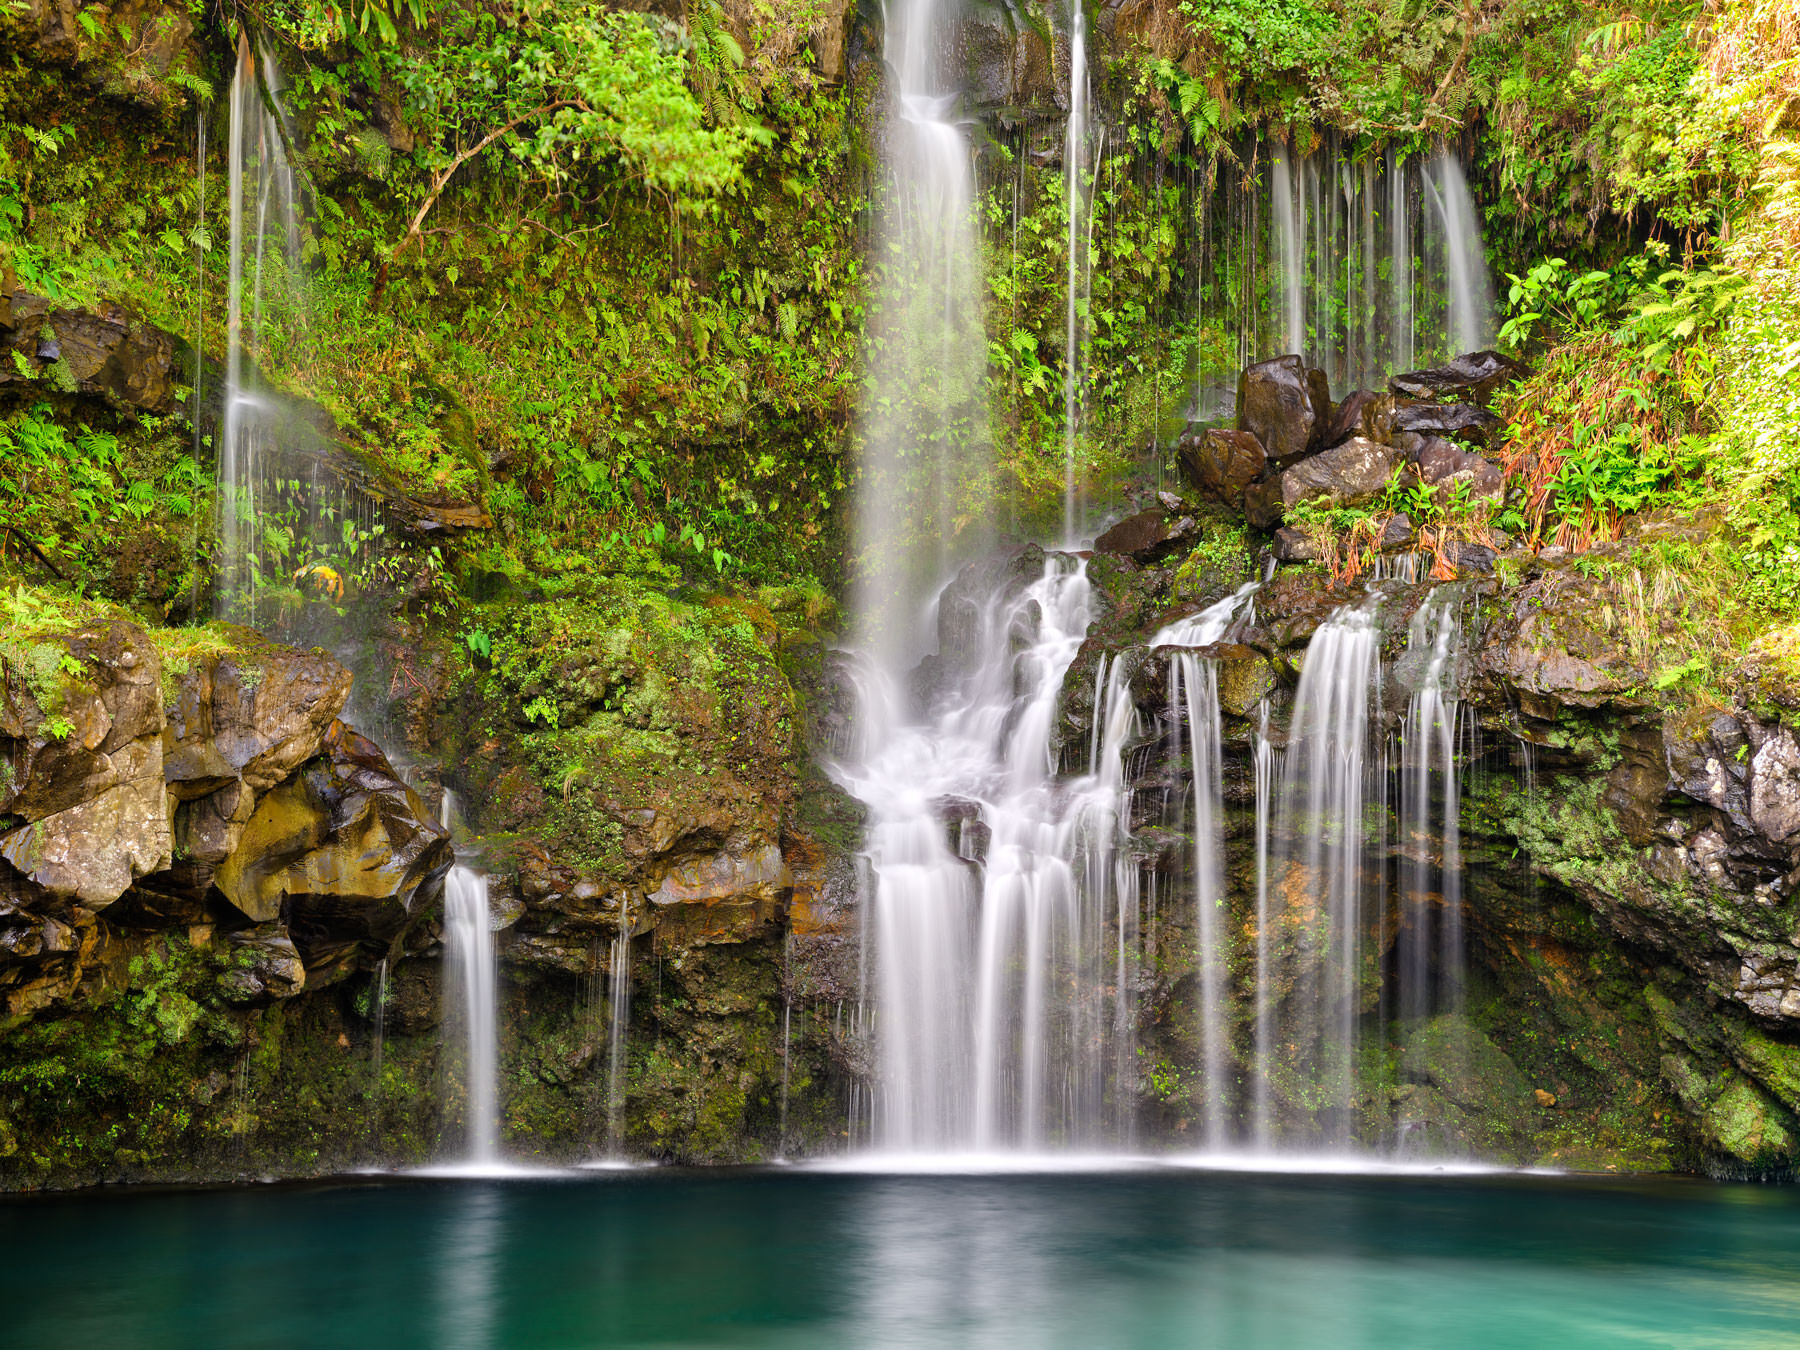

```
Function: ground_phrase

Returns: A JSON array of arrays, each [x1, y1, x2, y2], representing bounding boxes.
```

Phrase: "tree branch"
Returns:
[[371, 98, 585, 308]]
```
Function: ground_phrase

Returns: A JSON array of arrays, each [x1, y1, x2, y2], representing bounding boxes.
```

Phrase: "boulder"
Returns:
[[1279, 437, 1392, 509], [165, 640, 354, 868], [0, 620, 170, 909], [1237, 355, 1331, 464], [1272, 526, 1321, 564], [212, 722, 452, 966], [1178, 428, 1266, 505], [1324, 390, 1394, 447], [1093, 510, 1198, 564], [1391, 399, 1501, 447], [1390, 350, 1528, 406], [1410, 437, 1504, 505], [0, 293, 176, 414], [1243, 477, 1285, 530]]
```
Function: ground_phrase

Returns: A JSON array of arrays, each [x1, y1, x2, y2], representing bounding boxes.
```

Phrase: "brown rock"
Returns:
[[1279, 437, 1392, 509], [1179, 428, 1267, 505], [1237, 355, 1332, 464], [1093, 510, 1198, 564]]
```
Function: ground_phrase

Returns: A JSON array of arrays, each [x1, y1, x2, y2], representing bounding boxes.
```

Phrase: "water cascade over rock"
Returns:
[[1193, 137, 1497, 420], [440, 793, 498, 1163], [854, 0, 991, 668]]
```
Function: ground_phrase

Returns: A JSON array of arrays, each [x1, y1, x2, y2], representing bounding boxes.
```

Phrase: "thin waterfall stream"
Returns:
[[440, 791, 499, 1163]]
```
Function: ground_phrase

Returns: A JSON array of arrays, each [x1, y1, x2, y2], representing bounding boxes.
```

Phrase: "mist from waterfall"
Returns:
[[853, 0, 990, 671], [217, 33, 306, 626]]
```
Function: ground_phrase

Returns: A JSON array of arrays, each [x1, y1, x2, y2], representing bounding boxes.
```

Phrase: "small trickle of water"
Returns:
[[369, 957, 388, 1134], [217, 33, 306, 625]]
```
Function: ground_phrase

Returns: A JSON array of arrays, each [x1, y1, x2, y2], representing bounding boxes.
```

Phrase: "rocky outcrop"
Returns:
[[1178, 428, 1266, 505], [1277, 436, 1392, 509], [1390, 350, 1527, 405], [0, 290, 177, 414], [0, 620, 447, 1025]]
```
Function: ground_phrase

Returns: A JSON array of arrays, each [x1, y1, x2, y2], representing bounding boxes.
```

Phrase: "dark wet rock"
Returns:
[[960, 4, 1058, 112], [1272, 526, 1320, 564], [0, 293, 176, 414], [1178, 428, 1266, 505], [1391, 399, 1501, 447], [1237, 355, 1331, 464], [1279, 436, 1392, 509], [1409, 437, 1504, 504], [1094, 510, 1198, 564], [1381, 513, 1416, 550], [1324, 390, 1394, 447], [1243, 476, 1285, 530], [1443, 540, 1497, 574], [1389, 350, 1528, 406], [218, 925, 307, 1004]]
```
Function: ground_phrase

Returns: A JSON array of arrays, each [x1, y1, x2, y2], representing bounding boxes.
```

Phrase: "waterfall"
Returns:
[[604, 907, 632, 1158], [1259, 598, 1384, 1150], [1397, 587, 1466, 1029], [1154, 582, 1260, 1149], [1423, 148, 1496, 358], [854, 0, 989, 669], [217, 33, 305, 625], [440, 792, 498, 1163], [1206, 136, 1494, 408], [1061, 0, 1093, 544], [836, 555, 1143, 1151]]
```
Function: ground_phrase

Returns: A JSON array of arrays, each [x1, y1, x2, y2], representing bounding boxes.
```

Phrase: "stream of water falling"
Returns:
[[604, 908, 632, 1158], [1060, 0, 1093, 545], [1195, 137, 1495, 418], [217, 34, 305, 626], [440, 792, 498, 1162], [1258, 596, 1385, 1150], [854, 0, 990, 669]]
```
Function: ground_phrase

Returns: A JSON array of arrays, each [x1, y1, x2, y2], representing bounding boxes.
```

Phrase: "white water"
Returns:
[[604, 908, 632, 1158], [217, 34, 304, 625], [836, 554, 1140, 1149], [1206, 136, 1495, 408], [441, 792, 498, 1163], [1154, 583, 1260, 1148], [1397, 587, 1466, 1029], [855, 0, 989, 669], [1258, 597, 1385, 1150]]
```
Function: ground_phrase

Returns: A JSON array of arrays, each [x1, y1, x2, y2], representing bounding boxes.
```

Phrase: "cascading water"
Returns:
[[1258, 597, 1385, 1150], [1154, 583, 1261, 1149], [835, 555, 1136, 1151], [1195, 136, 1496, 417], [440, 792, 498, 1163], [855, 0, 990, 669], [1396, 586, 1467, 1031], [217, 33, 306, 626], [604, 907, 632, 1158]]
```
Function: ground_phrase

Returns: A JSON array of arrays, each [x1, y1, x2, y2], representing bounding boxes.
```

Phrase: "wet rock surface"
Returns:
[[1236, 355, 1331, 464]]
